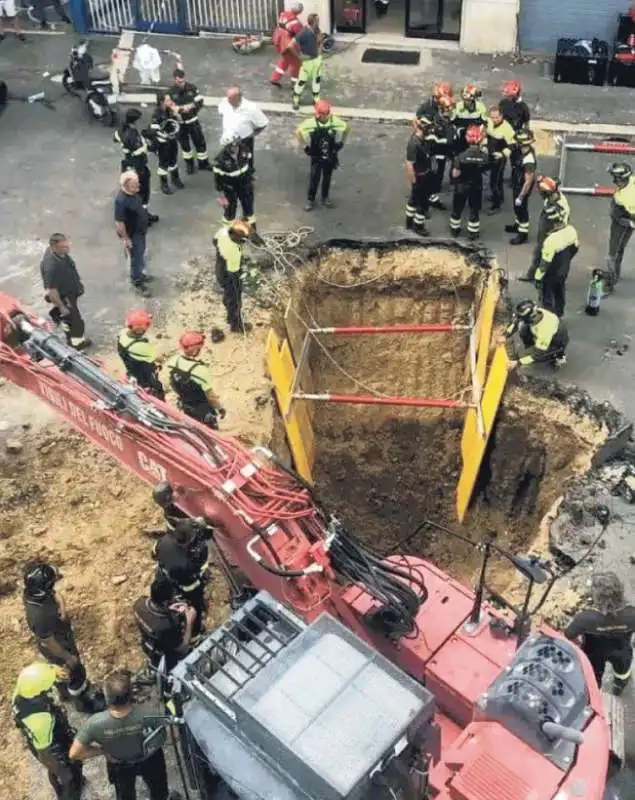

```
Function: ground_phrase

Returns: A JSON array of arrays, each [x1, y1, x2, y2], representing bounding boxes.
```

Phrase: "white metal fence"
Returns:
[[84, 0, 282, 33], [186, 0, 281, 33]]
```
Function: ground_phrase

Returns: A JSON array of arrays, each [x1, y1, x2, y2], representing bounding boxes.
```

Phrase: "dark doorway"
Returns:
[[405, 0, 462, 39]]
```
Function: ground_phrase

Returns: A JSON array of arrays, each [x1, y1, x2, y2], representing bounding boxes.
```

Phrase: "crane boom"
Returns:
[[0, 295, 612, 800]]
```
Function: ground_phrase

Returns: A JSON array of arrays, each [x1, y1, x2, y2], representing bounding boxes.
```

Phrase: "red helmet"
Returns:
[[465, 124, 484, 145], [502, 80, 522, 99], [126, 309, 152, 330], [314, 99, 331, 116], [462, 84, 481, 101], [179, 331, 205, 351], [537, 175, 559, 193], [433, 81, 453, 98]]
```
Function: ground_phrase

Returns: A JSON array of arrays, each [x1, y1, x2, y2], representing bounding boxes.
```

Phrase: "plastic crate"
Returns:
[[553, 37, 608, 86]]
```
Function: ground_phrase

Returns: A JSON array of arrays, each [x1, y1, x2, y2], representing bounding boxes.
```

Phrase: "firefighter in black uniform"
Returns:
[[405, 114, 433, 235], [152, 481, 190, 532], [133, 579, 197, 670], [426, 94, 455, 210], [499, 80, 531, 132], [534, 203, 579, 318], [565, 571, 635, 695], [505, 128, 537, 245], [520, 175, 571, 282], [153, 518, 209, 636], [168, 68, 211, 174], [148, 91, 185, 196], [485, 105, 515, 214], [452, 84, 487, 153], [415, 81, 453, 125], [506, 299, 569, 370], [214, 219, 253, 334], [23, 561, 103, 713], [165, 331, 226, 427], [213, 133, 256, 226], [113, 108, 158, 222], [117, 308, 165, 400], [449, 124, 489, 241], [13, 662, 83, 800]]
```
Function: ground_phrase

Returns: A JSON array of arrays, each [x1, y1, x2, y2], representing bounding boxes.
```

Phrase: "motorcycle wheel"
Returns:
[[61, 70, 76, 95]]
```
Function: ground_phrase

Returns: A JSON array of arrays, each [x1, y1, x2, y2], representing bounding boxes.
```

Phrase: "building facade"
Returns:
[[70, 0, 630, 55]]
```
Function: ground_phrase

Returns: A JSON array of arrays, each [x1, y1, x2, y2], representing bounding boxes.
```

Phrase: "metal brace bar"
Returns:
[[284, 330, 311, 421]]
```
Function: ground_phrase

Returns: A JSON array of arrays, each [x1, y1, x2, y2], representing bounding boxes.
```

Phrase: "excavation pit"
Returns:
[[286, 242, 608, 597]]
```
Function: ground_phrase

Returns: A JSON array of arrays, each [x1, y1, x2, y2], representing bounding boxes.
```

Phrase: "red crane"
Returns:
[[0, 295, 614, 799]]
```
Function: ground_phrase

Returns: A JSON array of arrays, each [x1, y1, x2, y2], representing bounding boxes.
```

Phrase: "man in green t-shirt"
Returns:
[[70, 670, 180, 800]]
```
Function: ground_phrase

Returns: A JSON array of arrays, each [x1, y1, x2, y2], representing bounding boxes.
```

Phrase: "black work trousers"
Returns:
[[489, 157, 506, 209], [540, 274, 567, 318], [39, 742, 83, 800], [178, 119, 207, 161], [429, 155, 449, 200], [50, 295, 85, 343], [106, 748, 169, 800], [127, 362, 166, 400], [121, 161, 151, 207], [224, 177, 255, 223], [183, 583, 205, 636], [157, 139, 178, 175], [608, 218, 633, 283], [308, 160, 335, 202], [583, 633, 633, 687], [512, 171, 530, 235], [180, 402, 219, 429], [528, 212, 551, 278], [406, 172, 431, 228], [222, 271, 243, 329], [242, 135, 255, 174], [450, 182, 483, 237]]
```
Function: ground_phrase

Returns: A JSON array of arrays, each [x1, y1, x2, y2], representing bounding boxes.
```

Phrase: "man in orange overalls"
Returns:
[[270, 2, 304, 89]]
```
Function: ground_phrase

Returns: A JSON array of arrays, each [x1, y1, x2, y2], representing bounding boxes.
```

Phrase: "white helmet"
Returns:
[[289, 1, 304, 11]]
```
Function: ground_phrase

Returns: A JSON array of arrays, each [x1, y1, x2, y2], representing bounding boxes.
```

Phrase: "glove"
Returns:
[[217, 407, 227, 419], [492, 152, 503, 160], [304, 146, 311, 156], [534, 268, 545, 282], [514, 196, 523, 208]]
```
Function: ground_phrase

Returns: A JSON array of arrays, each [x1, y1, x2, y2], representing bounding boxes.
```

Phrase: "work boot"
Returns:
[[171, 169, 185, 189], [132, 281, 152, 297], [322, 197, 335, 208], [450, 228, 461, 238], [518, 272, 535, 282], [612, 676, 630, 696], [553, 355, 567, 370], [160, 175, 173, 195], [71, 338, 92, 351], [304, 200, 315, 211], [405, 217, 413, 230], [510, 233, 528, 245], [429, 199, 447, 210], [197, 158, 213, 171], [186, 160, 195, 175], [468, 231, 479, 242], [504, 223, 518, 233], [147, 212, 160, 225], [412, 223, 428, 237], [487, 205, 500, 216]]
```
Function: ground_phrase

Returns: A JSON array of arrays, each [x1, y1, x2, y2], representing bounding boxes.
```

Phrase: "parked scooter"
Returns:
[[62, 40, 117, 126]]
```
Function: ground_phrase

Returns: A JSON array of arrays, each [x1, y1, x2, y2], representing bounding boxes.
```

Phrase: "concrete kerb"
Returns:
[[113, 93, 635, 137]]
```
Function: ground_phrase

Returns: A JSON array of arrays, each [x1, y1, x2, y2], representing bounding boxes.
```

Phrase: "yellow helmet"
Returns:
[[15, 662, 58, 698]]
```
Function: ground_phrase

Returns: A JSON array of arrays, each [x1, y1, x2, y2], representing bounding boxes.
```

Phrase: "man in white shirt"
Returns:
[[218, 87, 268, 176]]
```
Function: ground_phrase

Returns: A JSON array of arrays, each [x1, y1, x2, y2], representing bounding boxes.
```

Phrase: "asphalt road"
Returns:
[[2, 98, 635, 795]]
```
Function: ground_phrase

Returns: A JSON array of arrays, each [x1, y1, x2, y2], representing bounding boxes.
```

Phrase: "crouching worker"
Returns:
[[118, 309, 165, 400], [565, 571, 635, 696], [506, 299, 569, 370], [13, 662, 84, 800], [213, 219, 253, 334], [165, 332, 226, 428], [133, 579, 197, 672]]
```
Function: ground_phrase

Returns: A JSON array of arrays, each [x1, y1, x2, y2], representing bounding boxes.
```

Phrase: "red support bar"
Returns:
[[295, 393, 469, 409], [561, 185, 615, 197], [566, 141, 635, 155], [310, 324, 467, 335]]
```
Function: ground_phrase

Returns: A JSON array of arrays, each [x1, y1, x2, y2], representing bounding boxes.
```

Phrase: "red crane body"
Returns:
[[0, 295, 611, 800]]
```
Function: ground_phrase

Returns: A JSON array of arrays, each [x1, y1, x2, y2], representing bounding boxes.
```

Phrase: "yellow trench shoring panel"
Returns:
[[456, 345, 510, 522], [265, 330, 315, 483]]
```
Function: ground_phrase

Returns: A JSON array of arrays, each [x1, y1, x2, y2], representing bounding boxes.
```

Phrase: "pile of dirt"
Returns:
[[0, 259, 275, 799], [291, 245, 607, 614]]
